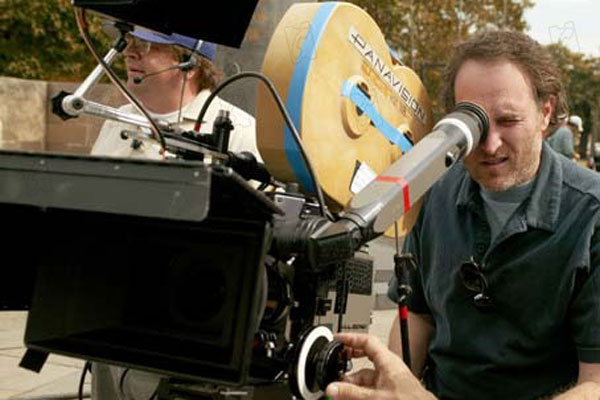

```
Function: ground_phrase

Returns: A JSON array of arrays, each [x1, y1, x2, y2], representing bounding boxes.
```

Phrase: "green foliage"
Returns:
[[340, 0, 599, 135], [546, 43, 600, 140], [344, 0, 534, 67], [344, 0, 534, 118], [0, 0, 113, 81]]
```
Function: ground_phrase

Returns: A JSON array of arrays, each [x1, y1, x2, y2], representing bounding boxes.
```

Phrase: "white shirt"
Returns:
[[91, 89, 260, 160]]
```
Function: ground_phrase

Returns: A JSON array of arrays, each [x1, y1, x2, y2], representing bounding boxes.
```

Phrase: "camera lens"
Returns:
[[168, 251, 227, 324]]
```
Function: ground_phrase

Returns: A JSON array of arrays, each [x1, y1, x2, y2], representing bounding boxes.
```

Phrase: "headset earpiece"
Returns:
[[179, 52, 192, 64]]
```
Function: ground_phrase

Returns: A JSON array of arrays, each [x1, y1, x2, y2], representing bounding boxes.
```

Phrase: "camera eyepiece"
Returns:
[[454, 101, 490, 144]]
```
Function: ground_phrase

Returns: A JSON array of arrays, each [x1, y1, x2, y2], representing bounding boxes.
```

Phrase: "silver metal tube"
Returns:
[[60, 98, 163, 136], [82, 100, 169, 129], [349, 128, 467, 234], [345, 102, 488, 237], [61, 48, 122, 118], [73, 48, 120, 98]]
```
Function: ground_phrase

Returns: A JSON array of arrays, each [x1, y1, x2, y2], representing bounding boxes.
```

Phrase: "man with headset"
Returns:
[[91, 27, 261, 400], [91, 26, 258, 159]]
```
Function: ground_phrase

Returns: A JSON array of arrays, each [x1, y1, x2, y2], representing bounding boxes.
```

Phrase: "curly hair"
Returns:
[[172, 47, 223, 92], [440, 30, 568, 135]]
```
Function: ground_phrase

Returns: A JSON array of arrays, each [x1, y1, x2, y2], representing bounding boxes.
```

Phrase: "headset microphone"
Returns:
[[132, 55, 198, 84]]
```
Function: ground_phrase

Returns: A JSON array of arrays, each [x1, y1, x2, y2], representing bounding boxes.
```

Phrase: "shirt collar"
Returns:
[[456, 164, 477, 209], [120, 89, 212, 123], [455, 141, 562, 232], [524, 141, 562, 232]]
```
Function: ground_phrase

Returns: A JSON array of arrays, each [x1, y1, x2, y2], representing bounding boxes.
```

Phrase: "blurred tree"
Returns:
[[546, 43, 600, 157], [1, 0, 115, 81], [345, 0, 533, 117], [350, 0, 534, 64]]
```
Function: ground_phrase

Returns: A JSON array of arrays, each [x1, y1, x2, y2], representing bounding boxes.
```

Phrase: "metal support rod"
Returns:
[[73, 47, 121, 98], [79, 99, 172, 130]]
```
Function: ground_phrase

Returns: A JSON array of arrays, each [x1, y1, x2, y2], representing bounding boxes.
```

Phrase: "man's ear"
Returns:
[[185, 64, 199, 86], [540, 95, 556, 137], [182, 55, 199, 78]]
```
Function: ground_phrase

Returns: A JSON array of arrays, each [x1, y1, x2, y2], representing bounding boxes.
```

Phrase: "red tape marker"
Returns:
[[375, 175, 411, 212], [399, 305, 409, 320]]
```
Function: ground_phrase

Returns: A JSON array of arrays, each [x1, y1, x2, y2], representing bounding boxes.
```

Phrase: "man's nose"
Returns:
[[478, 124, 503, 154]]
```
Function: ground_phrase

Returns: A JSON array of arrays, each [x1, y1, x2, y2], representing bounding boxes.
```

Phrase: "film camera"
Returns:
[[1, 1, 489, 399]]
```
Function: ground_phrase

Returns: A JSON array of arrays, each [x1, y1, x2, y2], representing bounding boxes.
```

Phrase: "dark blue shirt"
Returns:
[[388, 143, 600, 399]]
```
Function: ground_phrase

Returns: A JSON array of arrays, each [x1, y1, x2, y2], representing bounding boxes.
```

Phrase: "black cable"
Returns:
[[73, 8, 167, 152], [176, 61, 189, 126], [394, 222, 412, 370], [118, 368, 131, 397], [147, 387, 159, 400], [194, 71, 332, 220], [78, 361, 92, 400]]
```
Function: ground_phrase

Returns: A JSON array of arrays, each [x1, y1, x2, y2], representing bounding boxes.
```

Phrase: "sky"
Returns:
[[525, 0, 600, 58]]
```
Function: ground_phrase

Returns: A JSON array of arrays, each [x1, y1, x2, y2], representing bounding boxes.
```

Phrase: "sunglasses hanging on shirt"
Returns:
[[459, 257, 494, 309]]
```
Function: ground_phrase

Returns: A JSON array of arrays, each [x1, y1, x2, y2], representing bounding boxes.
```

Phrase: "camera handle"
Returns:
[[212, 109, 233, 154]]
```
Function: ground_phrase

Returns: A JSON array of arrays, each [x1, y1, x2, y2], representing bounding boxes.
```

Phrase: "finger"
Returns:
[[334, 333, 382, 352], [343, 368, 377, 387], [346, 347, 366, 359], [334, 333, 400, 373], [326, 382, 377, 400]]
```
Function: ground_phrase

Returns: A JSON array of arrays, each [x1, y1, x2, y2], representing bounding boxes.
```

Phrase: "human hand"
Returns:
[[325, 333, 435, 400]]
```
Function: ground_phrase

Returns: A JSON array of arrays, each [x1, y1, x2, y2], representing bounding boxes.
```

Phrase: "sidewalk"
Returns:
[[0, 310, 395, 399], [0, 312, 91, 400]]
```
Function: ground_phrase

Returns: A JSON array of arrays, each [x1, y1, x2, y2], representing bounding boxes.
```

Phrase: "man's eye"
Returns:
[[498, 119, 519, 126]]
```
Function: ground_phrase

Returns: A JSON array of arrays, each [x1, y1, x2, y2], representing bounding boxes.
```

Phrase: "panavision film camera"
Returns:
[[1, 1, 489, 399]]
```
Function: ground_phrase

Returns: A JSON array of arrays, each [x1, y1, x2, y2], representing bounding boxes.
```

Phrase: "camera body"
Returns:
[[1, 151, 364, 398]]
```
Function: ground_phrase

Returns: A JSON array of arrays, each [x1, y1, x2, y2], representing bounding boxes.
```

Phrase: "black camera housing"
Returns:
[[0, 151, 276, 385], [71, 0, 259, 48]]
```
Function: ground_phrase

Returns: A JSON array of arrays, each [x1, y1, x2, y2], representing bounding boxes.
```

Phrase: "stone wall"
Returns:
[[0, 77, 47, 151], [0, 76, 125, 154]]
